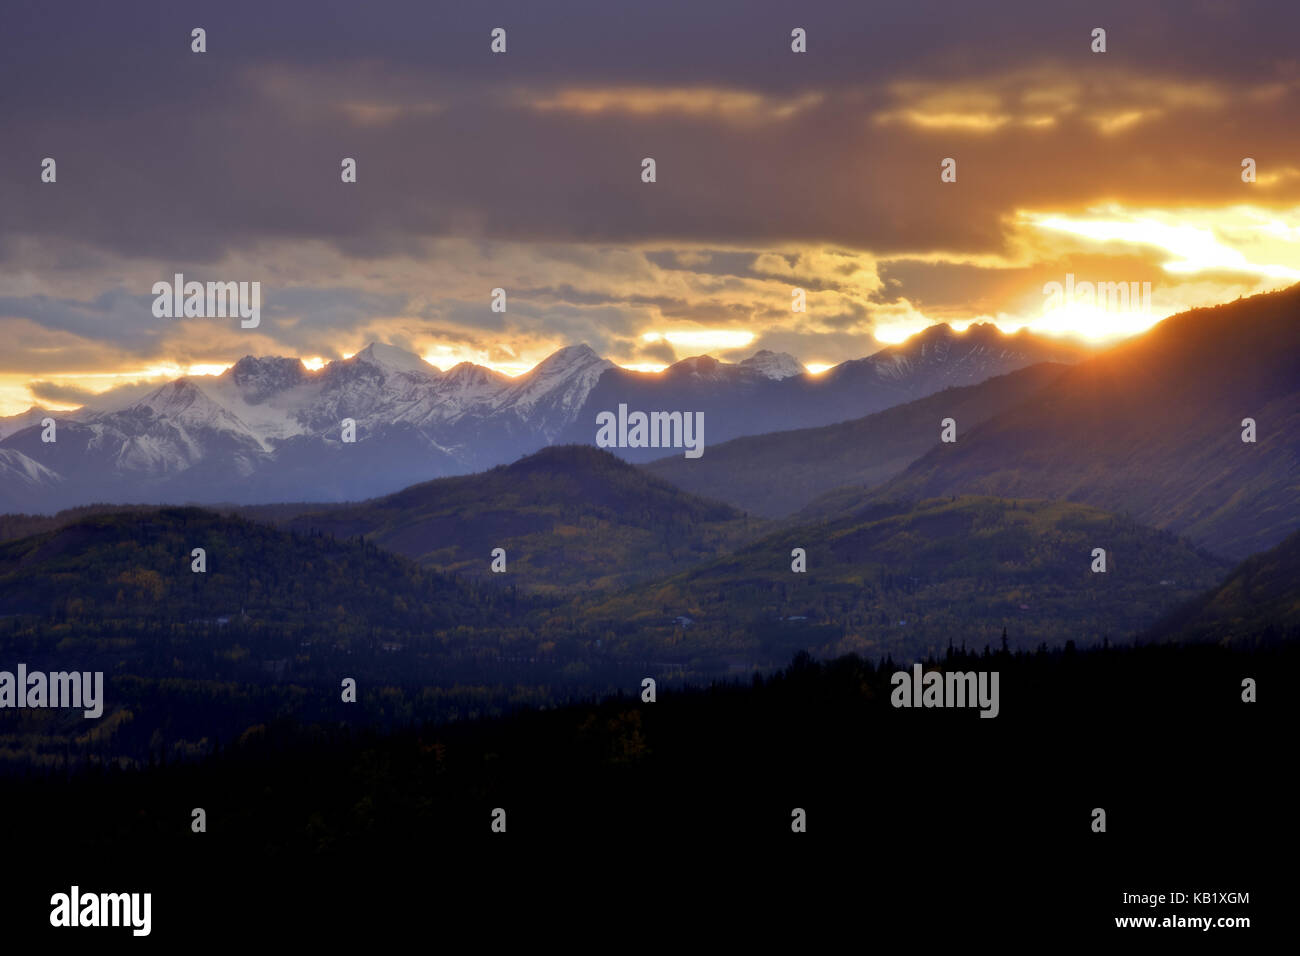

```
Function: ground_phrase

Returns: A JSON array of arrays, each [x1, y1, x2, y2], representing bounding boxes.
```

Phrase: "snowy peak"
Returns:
[[664, 353, 791, 383], [351, 342, 438, 377], [739, 349, 806, 380], [914, 322, 956, 341], [530, 343, 606, 375], [0, 406, 55, 441], [656, 351, 811, 384], [504, 344, 613, 422], [225, 355, 309, 403], [874, 322, 1081, 365], [134, 377, 210, 416], [666, 355, 724, 378], [124, 377, 267, 450], [441, 362, 510, 390], [961, 322, 1002, 340], [897, 321, 1065, 354], [518, 344, 611, 387]]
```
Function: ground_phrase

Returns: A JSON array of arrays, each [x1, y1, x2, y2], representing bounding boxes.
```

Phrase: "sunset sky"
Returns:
[[1, 0, 1299, 414]]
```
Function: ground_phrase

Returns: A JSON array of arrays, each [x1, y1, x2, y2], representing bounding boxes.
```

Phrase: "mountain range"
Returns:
[[552, 323, 1086, 458], [844, 286, 1300, 560], [637, 285, 1299, 561], [0, 324, 1086, 512], [643, 362, 1070, 517]]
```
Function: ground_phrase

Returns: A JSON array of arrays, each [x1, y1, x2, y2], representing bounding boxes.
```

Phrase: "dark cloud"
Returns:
[[0, 291, 163, 350], [1, 0, 1296, 264], [818, 302, 871, 331], [634, 340, 677, 364], [27, 380, 98, 404], [438, 300, 510, 334], [0, 0, 1297, 397], [644, 251, 846, 292], [265, 287, 412, 340]]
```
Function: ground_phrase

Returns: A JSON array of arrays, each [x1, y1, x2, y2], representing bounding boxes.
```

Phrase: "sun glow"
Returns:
[[872, 320, 935, 345], [1025, 207, 1300, 281], [1032, 302, 1164, 341], [138, 362, 232, 379], [0, 361, 240, 416], [420, 344, 529, 376], [619, 362, 670, 373]]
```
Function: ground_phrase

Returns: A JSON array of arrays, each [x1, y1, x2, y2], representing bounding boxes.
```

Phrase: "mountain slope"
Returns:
[[0, 448, 63, 511], [0, 507, 543, 763], [557, 324, 1088, 458], [277, 445, 766, 593], [644, 362, 1068, 517], [839, 286, 1300, 559], [576, 496, 1229, 663], [1145, 527, 1300, 644], [0, 508, 511, 634], [0, 407, 54, 440]]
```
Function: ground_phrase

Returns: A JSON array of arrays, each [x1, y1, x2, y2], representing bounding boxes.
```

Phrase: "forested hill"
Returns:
[[0, 507, 518, 631], [1144, 526, 1300, 644], [577, 495, 1229, 662], [0, 507, 546, 772], [271, 444, 764, 593]]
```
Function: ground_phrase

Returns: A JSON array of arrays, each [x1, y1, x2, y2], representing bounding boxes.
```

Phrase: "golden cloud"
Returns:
[[521, 85, 825, 122]]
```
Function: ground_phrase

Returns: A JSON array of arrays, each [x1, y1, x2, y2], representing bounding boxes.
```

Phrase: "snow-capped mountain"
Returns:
[[496, 345, 613, 436], [738, 350, 806, 380], [0, 342, 615, 510], [0, 330, 1088, 511], [0, 448, 63, 511], [554, 326, 1087, 459], [837, 322, 1079, 389], [0, 406, 55, 440], [351, 341, 441, 378]]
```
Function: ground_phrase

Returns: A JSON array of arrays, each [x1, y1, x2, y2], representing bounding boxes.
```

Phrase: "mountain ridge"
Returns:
[[643, 362, 1070, 517], [273, 444, 764, 593], [0, 324, 1087, 512], [838, 285, 1300, 559]]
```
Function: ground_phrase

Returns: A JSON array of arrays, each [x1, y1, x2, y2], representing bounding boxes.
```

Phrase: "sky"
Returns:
[[1, 0, 1299, 414]]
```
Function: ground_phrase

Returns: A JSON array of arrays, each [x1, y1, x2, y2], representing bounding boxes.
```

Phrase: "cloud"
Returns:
[[1, 0, 1299, 411], [521, 86, 825, 122], [26, 380, 98, 404]]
